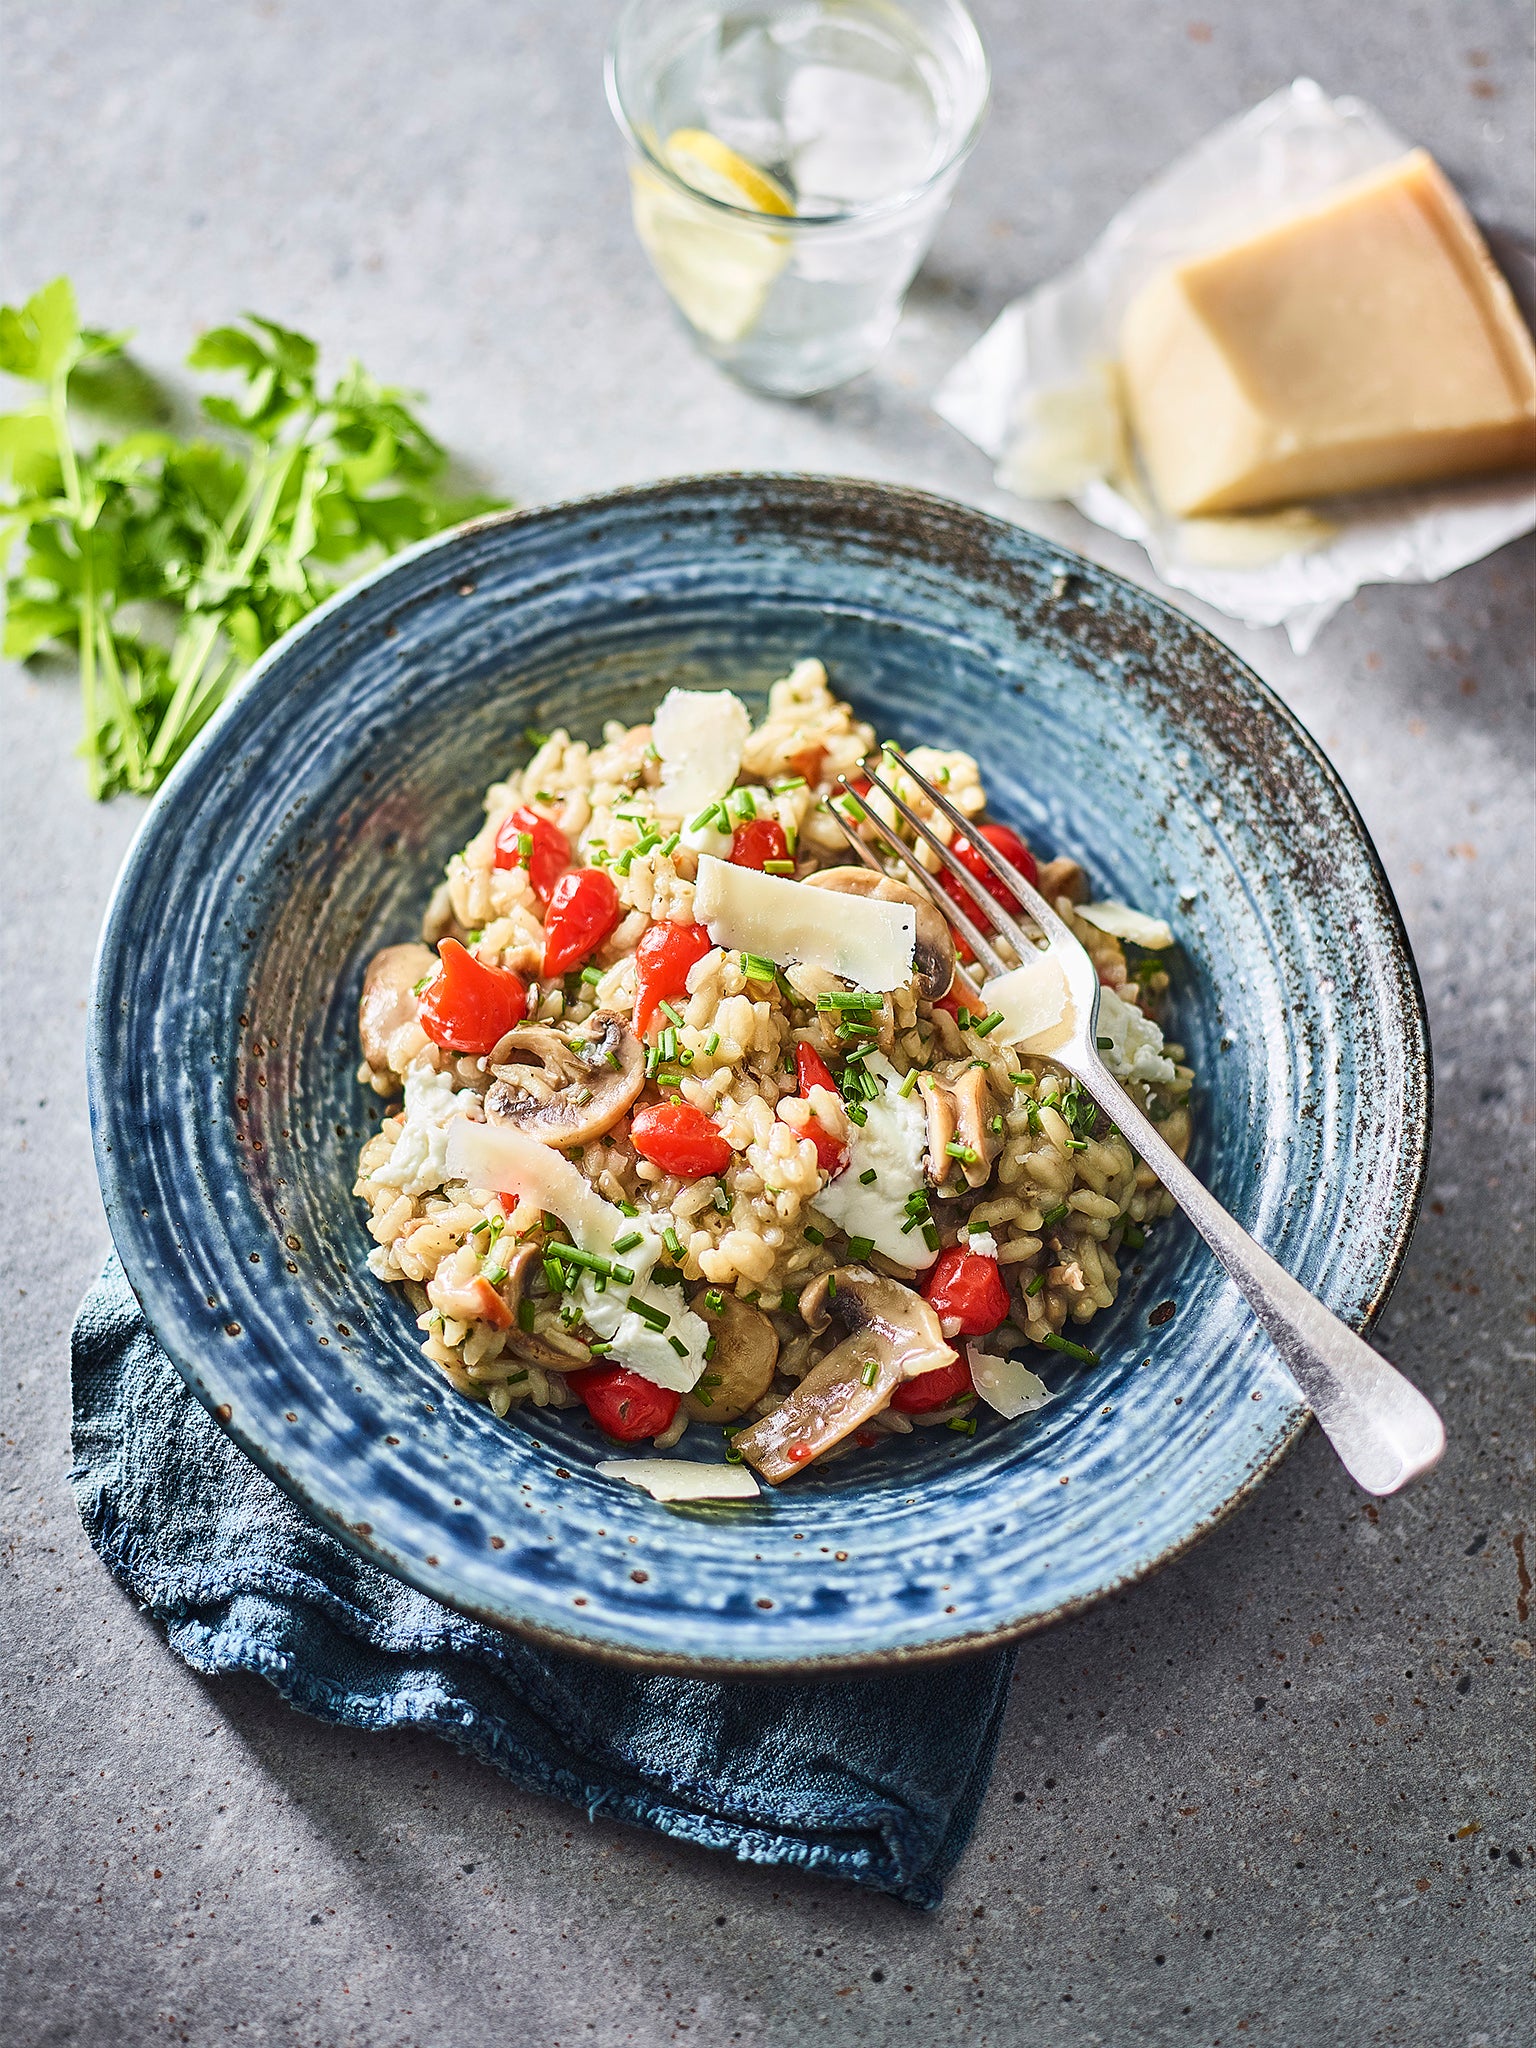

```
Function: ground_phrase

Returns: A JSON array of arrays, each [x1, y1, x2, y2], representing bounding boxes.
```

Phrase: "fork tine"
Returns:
[[827, 804, 886, 875], [881, 746, 1077, 950], [832, 780, 1009, 979], [858, 761, 1041, 967]]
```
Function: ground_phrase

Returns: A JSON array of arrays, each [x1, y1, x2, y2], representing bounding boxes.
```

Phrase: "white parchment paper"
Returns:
[[933, 80, 1536, 652]]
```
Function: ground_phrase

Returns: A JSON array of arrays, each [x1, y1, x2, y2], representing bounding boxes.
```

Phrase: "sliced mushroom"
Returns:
[[918, 1067, 998, 1192], [803, 867, 956, 1001], [359, 942, 436, 1080], [682, 1291, 779, 1423], [496, 1243, 595, 1370], [485, 1010, 645, 1146], [736, 1267, 955, 1484], [1036, 856, 1087, 907]]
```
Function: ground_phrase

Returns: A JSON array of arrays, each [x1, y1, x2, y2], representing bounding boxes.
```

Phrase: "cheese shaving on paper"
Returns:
[[1077, 900, 1176, 949], [694, 854, 915, 991], [442, 1119, 710, 1392], [981, 951, 1073, 1052], [596, 1458, 761, 1502], [652, 688, 753, 819]]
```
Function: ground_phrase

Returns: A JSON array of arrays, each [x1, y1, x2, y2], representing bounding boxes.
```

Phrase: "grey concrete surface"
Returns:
[[2, 3, 1532, 2043]]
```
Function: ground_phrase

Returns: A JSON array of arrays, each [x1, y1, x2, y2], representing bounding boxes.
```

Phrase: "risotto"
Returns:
[[352, 660, 1193, 1488]]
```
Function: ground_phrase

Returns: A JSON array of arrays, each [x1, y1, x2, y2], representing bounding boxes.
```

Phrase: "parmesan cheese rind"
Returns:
[[596, 1458, 761, 1502], [694, 854, 915, 992]]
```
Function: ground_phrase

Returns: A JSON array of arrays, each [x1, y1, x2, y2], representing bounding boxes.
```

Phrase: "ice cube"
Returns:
[[785, 65, 935, 209], [697, 23, 791, 176]]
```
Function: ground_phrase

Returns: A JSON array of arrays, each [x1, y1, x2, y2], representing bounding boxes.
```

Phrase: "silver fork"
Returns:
[[841, 750, 1445, 1498]]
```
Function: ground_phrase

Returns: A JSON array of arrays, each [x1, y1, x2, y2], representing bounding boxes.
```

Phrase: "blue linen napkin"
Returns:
[[70, 1255, 1014, 1908]]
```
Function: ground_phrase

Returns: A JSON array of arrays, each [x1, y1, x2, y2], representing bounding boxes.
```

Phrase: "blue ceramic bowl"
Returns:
[[90, 476, 1429, 1672]]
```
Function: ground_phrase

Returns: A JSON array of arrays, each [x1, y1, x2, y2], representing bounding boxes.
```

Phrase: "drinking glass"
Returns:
[[606, 0, 989, 397]]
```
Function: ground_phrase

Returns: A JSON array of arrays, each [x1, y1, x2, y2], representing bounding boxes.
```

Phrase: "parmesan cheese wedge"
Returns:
[[694, 854, 915, 992], [1119, 149, 1536, 516], [981, 951, 1073, 1054], [596, 1458, 762, 1502], [1077, 900, 1176, 950], [652, 688, 752, 820]]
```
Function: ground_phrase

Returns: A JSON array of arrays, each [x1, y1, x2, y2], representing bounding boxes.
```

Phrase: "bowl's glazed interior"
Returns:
[[91, 476, 1428, 1670]]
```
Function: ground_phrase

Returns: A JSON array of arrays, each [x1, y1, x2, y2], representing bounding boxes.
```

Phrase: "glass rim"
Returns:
[[604, 0, 991, 232]]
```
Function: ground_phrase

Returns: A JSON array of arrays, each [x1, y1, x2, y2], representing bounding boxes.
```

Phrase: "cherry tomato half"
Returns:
[[566, 1363, 679, 1442], [730, 817, 790, 871], [791, 1041, 846, 1172], [891, 1353, 976, 1414], [493, 805, 569, 904], [922, 1245, 1010, 1336], [417, 938, 528, 1055], [629, 1100, 733, 1179], [941, 821, 1039, 927], [633, 919, 714, 1038], [542, 867, 621, 977]]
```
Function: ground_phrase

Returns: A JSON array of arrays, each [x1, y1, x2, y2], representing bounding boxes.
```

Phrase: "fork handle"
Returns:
[[1078, 1061, 1444, 1496]]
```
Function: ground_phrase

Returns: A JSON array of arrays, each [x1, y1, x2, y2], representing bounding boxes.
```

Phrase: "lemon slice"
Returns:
[[662, 129, 794, 217], [630, 130, 795, 348]]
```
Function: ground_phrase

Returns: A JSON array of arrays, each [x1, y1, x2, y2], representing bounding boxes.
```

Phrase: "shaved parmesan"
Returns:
[[442, 1119, 710, 1392], [1077, 900, 1176, 950], [966, 1342, 1054, 1420], [652, 688, 752, 819], [596, 1458, 761, 1502], [694, 855, 915, 992], [373, 1065, 481, 1198], [982, 951, 1073, 1052], [445, 1119, 631, 1256]]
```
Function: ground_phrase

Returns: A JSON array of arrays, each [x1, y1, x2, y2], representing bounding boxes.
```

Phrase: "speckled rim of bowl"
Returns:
[[86, 474, 1432, 1673]]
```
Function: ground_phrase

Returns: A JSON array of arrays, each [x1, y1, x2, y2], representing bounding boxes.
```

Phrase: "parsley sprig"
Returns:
[[0, 277, 506, 796]]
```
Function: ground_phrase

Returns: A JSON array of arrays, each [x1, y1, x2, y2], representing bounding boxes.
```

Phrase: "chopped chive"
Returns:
[[944, 1141, 979, 1163], [724, 1445, 744, 1464], [612, 1229, 643, 1255], [732, 787, 757, 821], [517, 830, 533, 861], [542, 1256, 567, 1294], [660, 1000, 686, 1029], [827, 1275, 838, 1298], [845, 1101, 868, 1125], [846, 1236, 875, 1262], [581, 964, 603, 986], [859, 1168, 877, 1185], [626, 1296, 670, 1332], [1121, 1221, 1145, 1250], [523, 726, 549, 748], [693, 1385, 714, 1406], [741, 953, 777, 982], [688, 803, 720, 831], [1096, 1036, 1114, 1050], [660, 1027, 677, 1062], [703, 1336, 718, 1361], [660, 832, 681, 858], [861, 1360, 879, 1388], [921, 1223, 939, 1251], [973, 1010, 1005, 1037], [947, 1416, 977, 1436], [904, 1191, 930, 1213], [1009, 1070, 1036, 1088], [1041, 1201, 1069, 1228], [411, 973, 433, 995], [667, 1334, 688, 1358], [704, 1288, 726, 1314], [989, 1115, 1005, 1133], [482, 1263, 508, 1287], [1041, 1332, 1100, 1365], [547, 1243, 636, 1286], [839, 792, 867, 822], [955, 1008, 971, 1031], [742, 1290, 761, 1305], [663, 1226, 684, 1261], [900, 1214, 920, 1234], [817, 991, 882, 1011], [516, 1299, 536, 1333], [1025, 1270, 1046, 1298], [586, 1340, 610, 1357], [803, 1226, 825, 1246], [703, 1031, 720, 1055], [898, 1068, 920, 1099], [762, 859, 794, 875], [470, 1217, 492, 1238], [772, 775, 807, 794]]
